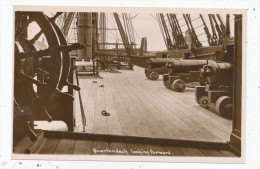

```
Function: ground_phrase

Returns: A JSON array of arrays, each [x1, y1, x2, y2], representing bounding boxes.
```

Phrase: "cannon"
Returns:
[[194, 19, 235, 119], [162, 59, 208, 91], [145, 58, 176, 80], [195, 61, 233, 118]]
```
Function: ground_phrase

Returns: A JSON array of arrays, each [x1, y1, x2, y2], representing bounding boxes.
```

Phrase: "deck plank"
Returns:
[[93, 78, 108, 134], [108, 73, 144, 137], [166, 146, 185, 156], [102, 73, 124, 135], [73, 140, 93, 155], [54, 139, 76, 154], [219, 150, 237, 157], [199, 148, 222, 156], [110, 73, 155, 138], [83, 80, 98, 133], [181, 147, 204, 156], [75, 76, 92, 131], [39, 138, 60, 154]]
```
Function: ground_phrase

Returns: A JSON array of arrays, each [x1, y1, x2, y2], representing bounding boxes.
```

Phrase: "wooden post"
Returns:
[[229, 14, 242, 156]]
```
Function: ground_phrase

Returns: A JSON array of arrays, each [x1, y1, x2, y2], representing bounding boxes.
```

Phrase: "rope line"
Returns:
[[191, 17, 200, 22], [197, 32, 206, 36], [178, 17, 184, 21], [180, 23, 186, 27], [194, 24, 204, 29]]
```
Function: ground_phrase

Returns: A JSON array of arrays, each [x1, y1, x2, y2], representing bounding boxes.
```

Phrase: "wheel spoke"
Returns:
[[19, 43, 85, 59], [29, 30, 43, 44]]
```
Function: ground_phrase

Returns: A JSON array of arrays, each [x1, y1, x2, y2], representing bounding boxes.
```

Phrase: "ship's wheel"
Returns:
[[14, 12, 84, 141]]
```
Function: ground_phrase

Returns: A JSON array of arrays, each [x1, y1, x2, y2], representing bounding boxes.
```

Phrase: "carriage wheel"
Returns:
[[145, 72, 149, 79], [172, 79, 186, 92], [146, 72, 151, 79], [197, 96, 208, 108], [215, 96, 232, 118], [149, 72, 159, 80], [163, 81, 171, 89]]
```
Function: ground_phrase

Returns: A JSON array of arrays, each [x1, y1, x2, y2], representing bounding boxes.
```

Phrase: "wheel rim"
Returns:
[[215, 96, 232, 118], [173, 79, 186, 92], [47, 16, 71, 90], [14, 12, 63, 112]]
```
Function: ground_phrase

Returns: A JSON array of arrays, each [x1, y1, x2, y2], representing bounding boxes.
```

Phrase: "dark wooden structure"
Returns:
[[229, 14, 242, 156]]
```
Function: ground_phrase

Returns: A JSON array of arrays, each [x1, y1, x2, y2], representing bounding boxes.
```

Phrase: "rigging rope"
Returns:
[[193, 24, 204, 29], [180, 23, 186, 27], [156, 14, 168, 50], [132, 25, 141, 41], [191, 16, 200, 22], [200, 14, 216, 46], [111, 13, 120, 43], [197, 32, 206, 36], [178, 17, 184, 21]]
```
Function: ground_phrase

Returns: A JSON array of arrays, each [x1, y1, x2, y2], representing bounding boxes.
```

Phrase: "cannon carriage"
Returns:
[[162, 59, 208, 92], [145, 58, 175, 80], [195, 60, 233, 118], [194, 18, 235, 119]]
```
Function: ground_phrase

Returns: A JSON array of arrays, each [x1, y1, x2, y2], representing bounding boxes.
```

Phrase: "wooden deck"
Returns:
[[75, 66, 232, 142]]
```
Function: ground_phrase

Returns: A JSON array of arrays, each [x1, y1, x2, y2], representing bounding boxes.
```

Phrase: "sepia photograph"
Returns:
[[10, 5, 246, 163]]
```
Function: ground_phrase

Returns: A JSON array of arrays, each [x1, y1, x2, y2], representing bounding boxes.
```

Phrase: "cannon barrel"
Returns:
[[200, 60, 233, 86], [166, 59, 208, 67], [166, 59, 209, 75], [146, 58, 175, 68], [162, 59, 209, 91]]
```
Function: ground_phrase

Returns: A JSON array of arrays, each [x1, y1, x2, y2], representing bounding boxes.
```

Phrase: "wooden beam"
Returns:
[[44, 130, 230, 150]]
